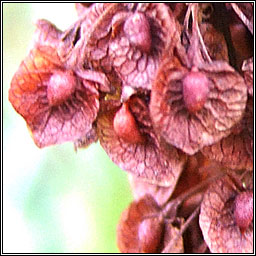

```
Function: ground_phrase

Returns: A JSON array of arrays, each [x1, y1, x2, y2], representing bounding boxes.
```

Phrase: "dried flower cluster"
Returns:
[[9, 3, 253, 253]]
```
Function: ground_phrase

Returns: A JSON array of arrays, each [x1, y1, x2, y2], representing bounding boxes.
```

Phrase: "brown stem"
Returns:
[[191, 3, 212, 63], [184, 3, 212, 66], [162, 172, 224, 218], [231, 3, 253, 34], [183, 3, 192, 32], [161, 205, 200, 253]]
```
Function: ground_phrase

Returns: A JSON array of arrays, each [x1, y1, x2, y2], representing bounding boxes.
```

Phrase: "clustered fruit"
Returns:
[[9, 3, 253, 253]]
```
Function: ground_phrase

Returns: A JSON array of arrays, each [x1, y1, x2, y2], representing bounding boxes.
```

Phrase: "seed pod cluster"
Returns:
[[8, 3, 253, 253]]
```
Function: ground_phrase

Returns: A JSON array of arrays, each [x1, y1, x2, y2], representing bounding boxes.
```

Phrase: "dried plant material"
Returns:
[[75, 3, 93, 17], [201, 96, 253, 171], [229, 23, 253, 69], [171, 153, 209, 200], [34, 17, 113, 93], [83, 3, 126, 69], [179, 192, 203, 219], [73, 127, 98, 151], [36, 4, 125, 81], [109, 3, 177, 90], [138, 217, 164, 253], [168, 3, 187, 24], [97, 96, 186, 186], [117, 195, 184, 253], [150, 4, 248, 155], [34, 19, 82, 67], [230, 3, 253, 35], [123, 12, 152, 53], [199, 175, 253, 253], [183, 215, 208, 253], [172, 156, 225, 222], [200, 23, 229, 62], [128, 174, 178, 206], [198, 3, 214, 21], [47, 70, 77, 106], [113, 103, 144, 144], [192, 242, 209, 254], [9, 47, 99, 148], [117, 195, 163, 253], [182, 67, 210, 114], [8, 3, 254, 253], [233, 191, 253, 232], [227, 5, 253, 71], [161, 222, 184, 253], [233, 3, 254, 23], [150, 54, 248, 155], [242, 57, 253, 96], [34, 19, 63, 50], [162, 206, 199, 253]]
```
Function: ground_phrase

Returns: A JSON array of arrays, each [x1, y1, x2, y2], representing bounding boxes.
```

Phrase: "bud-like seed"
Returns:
[[234, 191, 253, 231], [123, 12, 152, 53], [113, 103, 144, 144], [182, 69, 210, 114], [47, 70, 77, 106]]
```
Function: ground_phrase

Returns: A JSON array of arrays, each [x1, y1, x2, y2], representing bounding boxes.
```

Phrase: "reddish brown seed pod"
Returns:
[[199, 174, 253, 253], [47, 70, 77, 106], [98, 96, 186, 186], [123, 12, 152, 53], [113, 102, 144, 144], [234, 191, 253, 231], [117, 194, 184, 253], [116, 195, 162, 253], [109, 3, 176, 91], [182, 68, 210, 114], [8, 46, 100, 148], [138, 217, 164, 253]]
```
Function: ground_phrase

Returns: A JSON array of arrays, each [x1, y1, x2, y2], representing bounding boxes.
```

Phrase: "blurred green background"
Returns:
[[3, 3, 133, 253]]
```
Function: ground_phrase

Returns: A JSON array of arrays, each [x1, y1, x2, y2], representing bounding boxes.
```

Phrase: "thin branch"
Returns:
[[162, 172, 224, 218], [162, 205, 200, 253], [231, 3, 253, 35], [191, 3, 212, 63]]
